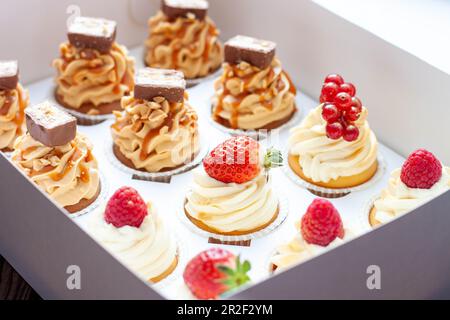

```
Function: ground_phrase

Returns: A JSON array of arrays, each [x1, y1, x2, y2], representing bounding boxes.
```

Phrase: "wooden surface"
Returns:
[[0, 256, 40, 300]]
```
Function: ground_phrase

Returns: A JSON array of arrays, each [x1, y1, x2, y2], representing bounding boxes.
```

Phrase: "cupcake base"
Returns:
[[64, 183, 102, 214], [213, 105, 297, 131], [288, 154, 379, 190], [368, 206, 381, 228], [55, 92, 122, 126], [149, 255, 179, 284], [184, 202, 280, 236], [1, 147, 13, 153]]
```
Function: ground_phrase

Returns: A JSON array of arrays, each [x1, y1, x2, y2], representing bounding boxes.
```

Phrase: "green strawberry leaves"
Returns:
[[217, 255, 251, 292], [264, 147, 283, 169]]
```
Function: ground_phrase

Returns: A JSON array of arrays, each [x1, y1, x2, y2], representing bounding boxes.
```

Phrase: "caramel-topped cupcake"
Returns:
[[212, 35, 297, 130], [53, 17, 135, 120], [12, 101, 100, 213], [0, 61, 29, 152], [111, 68, 199, 173], [145, 0, 223, 80]]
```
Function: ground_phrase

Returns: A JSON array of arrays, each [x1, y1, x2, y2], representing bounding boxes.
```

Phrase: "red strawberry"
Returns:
[[104, 187, 148, 228], [183, 248, 251, 300], [203, 136, 283, 184], [400, 149, 442, 189], [301, 199, 345, 247]]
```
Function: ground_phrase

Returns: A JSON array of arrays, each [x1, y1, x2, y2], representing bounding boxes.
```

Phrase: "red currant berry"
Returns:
[[324, 74, 344, 86], [326, 122, 344, 140], [334, 92, 352, 111], [321, 82, 339, 102], [343, 125, 360, 142], [344, 107, 361, 122], [322, 104, 340, 123], [320, 95, 326, 104], [339, 83, 356, 97], [351, 97, 362, 111]]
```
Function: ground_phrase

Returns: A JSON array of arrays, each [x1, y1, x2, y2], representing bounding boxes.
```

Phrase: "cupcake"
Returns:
[[89, 187, 178, 283], [53, 16, 135, 123], [145, 0, 223, 81], [0, 61, 29, 152], [212, 35, 297, 131], [111, 68, 199, 173], [270, 199, 355, 272], [184, 136, 282, 236], [369, 149, 450, 227], [183, 248, 251, 300], [288, 74, 378, 197], [11, 101, 100, 214]]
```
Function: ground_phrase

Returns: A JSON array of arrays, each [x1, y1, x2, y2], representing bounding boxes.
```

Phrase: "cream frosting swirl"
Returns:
[[145, 11, 223, 79], [0, 84, 29, 150], [373, 167, 450, 224], [111, 95, 199, 172], [185, 167, 279, 233], [289, 105, 378, 183], [212, 59, 296, 130], [11, 133, 100, 208], [88, 202, 178, 282], [53, 43, 135, 112], [270, 220, 355, 272]]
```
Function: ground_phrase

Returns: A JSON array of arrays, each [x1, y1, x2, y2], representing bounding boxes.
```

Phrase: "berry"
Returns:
[[339, 83, 356, 97], [301, 199, 345, 247], [343, 125, 359, 142], [326, 122, 344, 140], [321, 82, 339, 103], [400, 149, 442, 189], [104, 187, 148, 228], [344, 106, 361, 122], [183, 248, 251, 300], [334, 92, 353, 111], [324, 74, 344, 86], [322, 104, 340, 123], [203, 136, 282, 184]]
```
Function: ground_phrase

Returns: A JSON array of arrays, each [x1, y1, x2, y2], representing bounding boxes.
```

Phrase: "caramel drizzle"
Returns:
[[0, 88, 27, 135]]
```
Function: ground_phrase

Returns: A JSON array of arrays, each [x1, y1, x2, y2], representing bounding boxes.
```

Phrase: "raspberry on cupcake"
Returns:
[[369, 149, 450, 227], [88, 187, 178, 283], [270, 199, 356, 272], [184, 136, 282, 236], [288, 74, 378, 197]]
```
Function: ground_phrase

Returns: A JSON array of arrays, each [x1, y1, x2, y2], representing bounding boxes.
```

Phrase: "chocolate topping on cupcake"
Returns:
[[68, 17, 117, 53], [162, 0, 209, 21], [224, 35, 276, 69], [25, 101, 77, 147], [0, 60, 19, 90], [134, 68, 186, 103]]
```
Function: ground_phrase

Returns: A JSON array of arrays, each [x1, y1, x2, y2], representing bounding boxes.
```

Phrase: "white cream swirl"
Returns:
[[185, 167, 278, 233], [11, 133, 99, 208], [89, 203, 178, 282], [270, 221, 355, 272], [373, 167, 450, 224], [289, 105, 378, 183]]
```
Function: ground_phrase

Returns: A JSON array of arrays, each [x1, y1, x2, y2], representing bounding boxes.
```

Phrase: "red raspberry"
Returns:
[[301, 199, 345, 247], [104, 187, 148, 228], [400, 149, 442, 189]]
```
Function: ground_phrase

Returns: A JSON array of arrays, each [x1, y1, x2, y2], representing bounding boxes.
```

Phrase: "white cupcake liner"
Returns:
[[105, 134, 209, 182], [185, 67, 222, 88], [208, 94, 303, 140], [283, 150, 386, 198], [178, 191, 289, 243], [64, 171, 109, 218]]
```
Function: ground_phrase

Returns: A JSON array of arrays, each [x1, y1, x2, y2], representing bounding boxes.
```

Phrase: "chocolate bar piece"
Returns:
[[162, 0, 208, 21], [25, 101, 77, 147], [224, 35, 276, 69], [0, 60, 19, 90], [134, 68, 186, 103], [68, 17, 117, 54]]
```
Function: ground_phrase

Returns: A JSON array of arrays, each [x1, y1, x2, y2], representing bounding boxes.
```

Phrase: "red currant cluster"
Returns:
[[320, 74, 362, 142]]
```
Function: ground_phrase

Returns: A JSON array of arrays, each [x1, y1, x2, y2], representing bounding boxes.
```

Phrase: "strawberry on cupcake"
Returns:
[[270, 199, 356, 272], [88, 186, 178, 283], [184, 136, 283, 236], [369, 149, 450, 227], [183, 248, 251, 300]]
